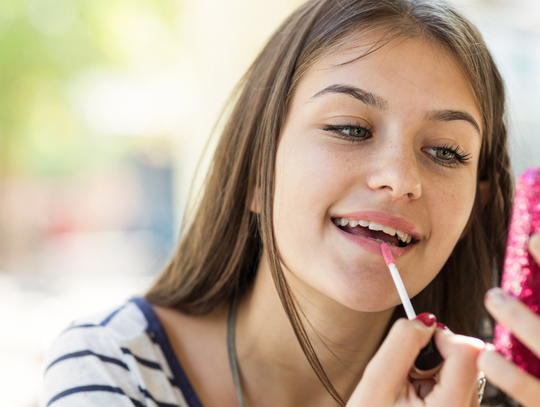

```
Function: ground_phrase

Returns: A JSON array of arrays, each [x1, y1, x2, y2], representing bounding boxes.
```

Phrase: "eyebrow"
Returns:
[[309, 84, 481, 136], [309, 84, 389, 110], [424, 109, 481, 135]]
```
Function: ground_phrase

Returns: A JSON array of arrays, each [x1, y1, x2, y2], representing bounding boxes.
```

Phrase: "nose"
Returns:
[[365, 142, 422, 201]]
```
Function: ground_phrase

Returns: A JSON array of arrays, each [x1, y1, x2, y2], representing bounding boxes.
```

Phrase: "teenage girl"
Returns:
[[40, 1, 540, 406]]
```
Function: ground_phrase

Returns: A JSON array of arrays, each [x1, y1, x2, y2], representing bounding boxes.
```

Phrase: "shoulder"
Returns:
[[40, 298, 189, 407], [43, 300, 149, 372]]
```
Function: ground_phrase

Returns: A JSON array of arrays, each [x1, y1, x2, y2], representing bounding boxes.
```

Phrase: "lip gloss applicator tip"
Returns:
[[380, 242, 396, 267]]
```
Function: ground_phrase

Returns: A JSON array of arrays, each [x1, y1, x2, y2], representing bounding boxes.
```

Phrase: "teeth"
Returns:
[[368, 222, 384, 231], [334, 217, 413, 244], [382, 226, 396, 236], [400, 233, 410, 243]]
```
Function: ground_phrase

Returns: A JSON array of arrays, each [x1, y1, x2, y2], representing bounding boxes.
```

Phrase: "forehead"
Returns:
[[292, 34, 481, 132]]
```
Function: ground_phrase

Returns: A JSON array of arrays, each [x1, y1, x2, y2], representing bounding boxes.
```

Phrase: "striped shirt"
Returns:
[[40, 297, 204, 407]]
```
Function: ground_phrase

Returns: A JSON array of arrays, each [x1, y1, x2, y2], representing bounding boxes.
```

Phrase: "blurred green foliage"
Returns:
[[0, 0, 178, 177]]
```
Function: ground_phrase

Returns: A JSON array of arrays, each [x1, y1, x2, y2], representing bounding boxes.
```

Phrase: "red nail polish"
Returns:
[[436, 322, 448, 330], [414, 312, 436, 327]]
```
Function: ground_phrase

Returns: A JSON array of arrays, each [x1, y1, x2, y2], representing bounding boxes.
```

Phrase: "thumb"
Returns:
[[348, 315, 436, 405]]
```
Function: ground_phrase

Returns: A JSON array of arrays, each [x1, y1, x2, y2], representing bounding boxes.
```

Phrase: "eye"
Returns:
[[341, 126, 369, 138], [422, 145, 471, 167], [322, 123, 373, 143], [435, 148, 455, 160]]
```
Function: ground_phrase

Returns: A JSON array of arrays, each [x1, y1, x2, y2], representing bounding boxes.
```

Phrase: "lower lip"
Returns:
[[334, 224, 415, 259]]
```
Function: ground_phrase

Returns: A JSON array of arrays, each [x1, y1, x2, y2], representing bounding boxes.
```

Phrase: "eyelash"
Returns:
[[321, 122, 373, 144], [422, 144, 472, 168], [322, 123, 472, 168]]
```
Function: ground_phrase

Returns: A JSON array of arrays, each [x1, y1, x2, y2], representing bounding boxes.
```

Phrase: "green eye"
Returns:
[[424, 147, 456, 162], [322, 123, 373, 144], [436, 148, 455, 160], [422, 145, 472, 168], [342, 126, 368, 138]]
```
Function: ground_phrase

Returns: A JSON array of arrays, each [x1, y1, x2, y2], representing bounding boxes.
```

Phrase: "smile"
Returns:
[[332, 217, 416, 247]]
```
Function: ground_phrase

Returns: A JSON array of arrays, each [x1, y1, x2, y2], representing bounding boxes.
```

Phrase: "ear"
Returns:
[[250, 186, 261, 214], [459, 180, 490, 240]]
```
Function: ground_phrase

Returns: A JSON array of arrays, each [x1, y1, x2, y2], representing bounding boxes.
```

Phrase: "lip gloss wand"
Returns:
[[380, 243, 443, 370]]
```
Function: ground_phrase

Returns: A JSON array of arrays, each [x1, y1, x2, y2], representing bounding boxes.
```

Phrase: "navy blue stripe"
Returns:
[[46, 385, 144, 407], [168, 376, 178, 388], [61, 305, 125, 333], [121, 347, 163, 370], [100, 305, 125, 326], [130, 297, 204, 407], [45, 350, 129, 373], [138, 386, 181, 407], [147, 330, 160, 344]]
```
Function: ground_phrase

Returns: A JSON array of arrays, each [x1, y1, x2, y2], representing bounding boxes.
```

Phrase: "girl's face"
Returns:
[[273, 36, 482, 312]]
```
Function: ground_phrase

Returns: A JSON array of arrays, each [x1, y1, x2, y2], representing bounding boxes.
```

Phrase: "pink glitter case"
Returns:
[[494, 167, 540, 377]]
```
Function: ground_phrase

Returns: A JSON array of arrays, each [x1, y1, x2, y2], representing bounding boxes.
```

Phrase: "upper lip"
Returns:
[[332, 211, 422, 241]]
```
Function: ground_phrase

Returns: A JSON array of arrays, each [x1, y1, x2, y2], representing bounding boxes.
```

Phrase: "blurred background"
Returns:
[[0, 0, 538, 405]]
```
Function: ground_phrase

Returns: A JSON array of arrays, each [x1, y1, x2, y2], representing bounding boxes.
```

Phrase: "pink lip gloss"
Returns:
[[380, 243, 442, 370]]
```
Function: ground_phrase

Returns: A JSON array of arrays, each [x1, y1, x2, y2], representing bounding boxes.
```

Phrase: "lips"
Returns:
[[331, 211, 421, 257], [332, 217, 415, 247], [335, 220, 402, 246]]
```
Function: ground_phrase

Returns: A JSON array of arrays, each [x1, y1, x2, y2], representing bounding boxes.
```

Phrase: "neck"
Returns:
[[234, 251, 395, 407]]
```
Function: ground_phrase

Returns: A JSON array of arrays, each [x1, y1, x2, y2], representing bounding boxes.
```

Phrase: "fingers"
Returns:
[[429, 328, 484, 406], [485, 287, 540, 357], [409, 364, 440, 380], [348, 317, 435, 405], [479, 344, 540, 407], [530, 233, 540, 265], [409, 378, 436, 399], [365, 318, 434, 388]]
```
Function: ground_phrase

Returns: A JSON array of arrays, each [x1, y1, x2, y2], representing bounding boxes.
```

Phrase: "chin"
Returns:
[[340, 295, 401, 313], [284, 258, 406, 313], [321, 278, 403, 313]]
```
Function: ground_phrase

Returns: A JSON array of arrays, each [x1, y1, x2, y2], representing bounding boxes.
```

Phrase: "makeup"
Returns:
[[380, 243, 443, 370]]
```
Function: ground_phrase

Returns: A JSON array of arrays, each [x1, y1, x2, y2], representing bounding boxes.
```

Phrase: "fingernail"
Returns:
[[414, 312, 437, 327], [485, 287, 507, 306], [530, 234, 540, 252], [436, 322, 448, 330]]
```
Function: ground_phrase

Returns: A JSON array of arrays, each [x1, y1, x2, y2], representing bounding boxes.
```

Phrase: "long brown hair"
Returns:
[[146, 0, 513, 404]]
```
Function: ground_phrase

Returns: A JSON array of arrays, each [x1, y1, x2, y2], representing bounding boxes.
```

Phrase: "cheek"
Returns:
[[400, 168, 478, 298], [274, 138, 343, 226], [428, 174, 477, 244], [272, 134, 356, 266]]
